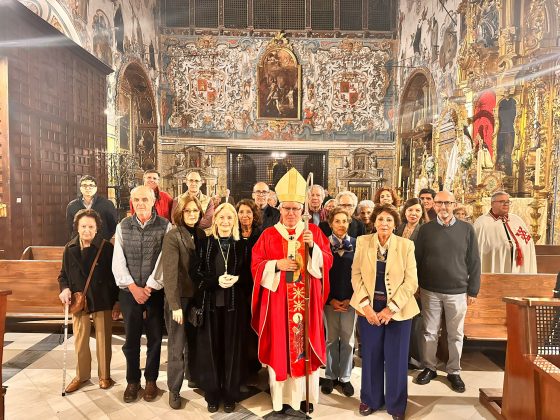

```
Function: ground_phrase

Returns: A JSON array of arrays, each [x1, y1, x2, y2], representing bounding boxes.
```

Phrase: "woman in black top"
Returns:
[[236, 199, 263, 384], [58, 209, 119, 394], [194, 203, 247, 413]]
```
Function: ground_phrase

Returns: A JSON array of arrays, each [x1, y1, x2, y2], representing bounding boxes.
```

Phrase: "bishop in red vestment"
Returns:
[[251, 169, 333, 413]]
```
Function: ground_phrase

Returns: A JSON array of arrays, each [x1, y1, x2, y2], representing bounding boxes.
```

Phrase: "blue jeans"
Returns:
[[324, 304, 356, 382]]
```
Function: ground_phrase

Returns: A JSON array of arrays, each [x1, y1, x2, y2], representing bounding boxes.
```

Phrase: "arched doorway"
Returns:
[[114, 62, 157, 212], [398, 70, 436, 197]]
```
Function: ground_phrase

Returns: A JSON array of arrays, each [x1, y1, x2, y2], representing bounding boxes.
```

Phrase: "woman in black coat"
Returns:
[[194, 203, 247, 414], [58, 209, 119, 394]]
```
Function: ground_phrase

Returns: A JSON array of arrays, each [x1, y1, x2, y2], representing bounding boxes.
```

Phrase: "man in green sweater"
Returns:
[[414, 190, 481, 393]]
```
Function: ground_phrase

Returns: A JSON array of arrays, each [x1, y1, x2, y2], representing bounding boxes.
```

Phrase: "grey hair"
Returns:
[[335, 191, 358, 207], [491, 191, 510, 202], [308, 184, 325, 198], [357, 199, 375, 212], [130, 185, 155, 201]]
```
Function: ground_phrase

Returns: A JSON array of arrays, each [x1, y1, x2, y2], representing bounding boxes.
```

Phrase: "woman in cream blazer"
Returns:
[[350, 204, 419, 420]]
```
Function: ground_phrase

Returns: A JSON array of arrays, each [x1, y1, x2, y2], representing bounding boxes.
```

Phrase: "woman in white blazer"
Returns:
[[350, 204, 419, 420]]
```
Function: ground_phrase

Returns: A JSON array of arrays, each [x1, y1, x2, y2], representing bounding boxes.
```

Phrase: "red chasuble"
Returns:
[[251, 223, 333, 381]]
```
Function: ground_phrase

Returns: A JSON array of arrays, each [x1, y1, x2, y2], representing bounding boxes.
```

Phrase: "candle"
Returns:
[[397, 166, 402, 187], [535, 147, 541, 186], [476, 149, 483, 185]]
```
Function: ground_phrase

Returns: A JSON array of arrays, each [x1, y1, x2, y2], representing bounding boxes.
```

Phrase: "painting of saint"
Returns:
[[257, 47, 301, 120]]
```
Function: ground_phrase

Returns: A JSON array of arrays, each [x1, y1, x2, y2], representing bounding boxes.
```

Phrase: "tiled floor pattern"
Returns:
[[3, 332, 503, 419]]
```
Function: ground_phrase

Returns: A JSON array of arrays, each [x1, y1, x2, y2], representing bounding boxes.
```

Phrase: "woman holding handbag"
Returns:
[[58, 209, 119, 393], [162, 195, 205, 409]]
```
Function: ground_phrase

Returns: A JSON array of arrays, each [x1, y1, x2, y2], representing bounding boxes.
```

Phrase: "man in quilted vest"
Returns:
[[113, 185, 171, 403]]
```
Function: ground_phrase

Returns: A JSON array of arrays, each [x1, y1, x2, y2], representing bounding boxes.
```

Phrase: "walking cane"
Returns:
[[301, 172, 314, 418], [61, 303, 69, 396]]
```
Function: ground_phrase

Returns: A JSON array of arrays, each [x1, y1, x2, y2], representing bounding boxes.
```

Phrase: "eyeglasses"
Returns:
[[494, 200, 512, 205], [187, 179, 202, 183], [434, 201, 455, 207], [183, 209, 200, 214], [80, 184, 96, 188], [282, 207, 302, 213], [253, 190, 269, 195]]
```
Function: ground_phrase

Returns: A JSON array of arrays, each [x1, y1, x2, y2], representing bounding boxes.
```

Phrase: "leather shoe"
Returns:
[[224, 402, 235, 413], [415, 368, 437, 385], [341, 381, 355, 397], [359, 402, 374, 416], [123, 382, 141, 403], [143, 380, 160, 402], [392, 415, 405, 420], [65, 377, 87, 393], [300, 401, 314, 413], [447, 374, 466, 393], [99, 378, 115, 390], [321, 378, 334, 394], [207, 403, 219, 413], [169, 391, 181, 409]]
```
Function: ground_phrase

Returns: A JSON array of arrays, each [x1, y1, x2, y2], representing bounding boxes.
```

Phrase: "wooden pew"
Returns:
[[0, 260, 63, 317], [20, 246, 64, 261], [537, 255, 560, 274], [535, 244, 560, 255], [464, 273, 557, 340]]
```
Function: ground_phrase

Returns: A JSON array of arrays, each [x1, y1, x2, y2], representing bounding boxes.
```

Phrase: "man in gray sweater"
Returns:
[[414, 190, 481, 393]]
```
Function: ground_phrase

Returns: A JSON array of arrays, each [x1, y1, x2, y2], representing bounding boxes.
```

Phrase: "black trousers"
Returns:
[[119, 288, 164, 383]]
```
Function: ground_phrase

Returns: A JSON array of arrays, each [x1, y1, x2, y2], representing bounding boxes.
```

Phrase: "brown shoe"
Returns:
[[143, 380, 160, 402], [123, 382, 142, 403], [99, 378, 115, 390], [65, 377, 88, 393]]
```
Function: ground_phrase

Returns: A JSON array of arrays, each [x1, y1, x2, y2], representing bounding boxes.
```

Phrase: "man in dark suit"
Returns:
[[319, 191, 365, 238], [253, 181, 280, 229]]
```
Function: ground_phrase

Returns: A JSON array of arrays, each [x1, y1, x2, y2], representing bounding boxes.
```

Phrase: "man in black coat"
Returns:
[[66, 175, 118, 240], [253, 181, 280, 229]]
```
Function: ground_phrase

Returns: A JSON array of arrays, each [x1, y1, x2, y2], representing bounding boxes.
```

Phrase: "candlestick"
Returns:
[[476, 149, 483, 185], [534, 147, 541, 187]]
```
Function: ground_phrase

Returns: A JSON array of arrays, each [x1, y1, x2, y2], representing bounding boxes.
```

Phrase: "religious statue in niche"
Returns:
[[473, 90, 496, 168], [257, 34, 301, 120], [476, 0, 499, 48], [497, 98, 516, 176]]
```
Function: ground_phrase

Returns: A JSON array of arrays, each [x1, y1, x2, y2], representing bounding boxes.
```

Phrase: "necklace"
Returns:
[[218, 238, 231, 274]]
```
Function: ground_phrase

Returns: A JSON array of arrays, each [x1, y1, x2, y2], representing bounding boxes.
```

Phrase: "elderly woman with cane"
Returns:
[[58, 209, 119, 393], [351, 204, 419, 419]]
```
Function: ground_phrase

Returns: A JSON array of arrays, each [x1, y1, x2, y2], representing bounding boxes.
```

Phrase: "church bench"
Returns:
[[535, 245, 560, 255], [20, 246, 64, 261], [0, 260, 63, 317], [536, 255, 560, 274], [464, 273, 556, 340]]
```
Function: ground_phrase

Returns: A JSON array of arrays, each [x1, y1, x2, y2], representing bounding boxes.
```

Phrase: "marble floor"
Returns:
[[2, 331, 504, 419]]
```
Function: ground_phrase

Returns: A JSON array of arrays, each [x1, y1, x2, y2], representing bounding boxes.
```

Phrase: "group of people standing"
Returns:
[[56, 168, 536, 419]]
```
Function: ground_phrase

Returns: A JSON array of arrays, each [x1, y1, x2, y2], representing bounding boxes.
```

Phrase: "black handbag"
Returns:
[[188, 291, 206, 327]]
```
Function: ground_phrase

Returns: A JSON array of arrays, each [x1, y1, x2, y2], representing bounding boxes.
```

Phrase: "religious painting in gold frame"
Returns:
[[257, 34, 302, 120]]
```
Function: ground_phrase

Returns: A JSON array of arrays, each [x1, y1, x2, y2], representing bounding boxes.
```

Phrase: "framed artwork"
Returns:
[[257, 34, 301, 120]]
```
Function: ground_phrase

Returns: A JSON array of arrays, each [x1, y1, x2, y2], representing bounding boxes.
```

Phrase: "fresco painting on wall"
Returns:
[[92, 10, 112, 67], [257, 45, 301, 120]]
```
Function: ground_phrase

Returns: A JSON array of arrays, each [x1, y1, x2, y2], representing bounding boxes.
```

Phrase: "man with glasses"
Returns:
[[414, 191, 480, 393], [252, 181, 280, 229], [130, 170, 173, 221], [251, 168, 333, 415], [418, 188, 437, 220], [319, 191, 365, 238], [474, 191, 537, 273], [178, 170, 214, 230], [66, 175, 118, 240]]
